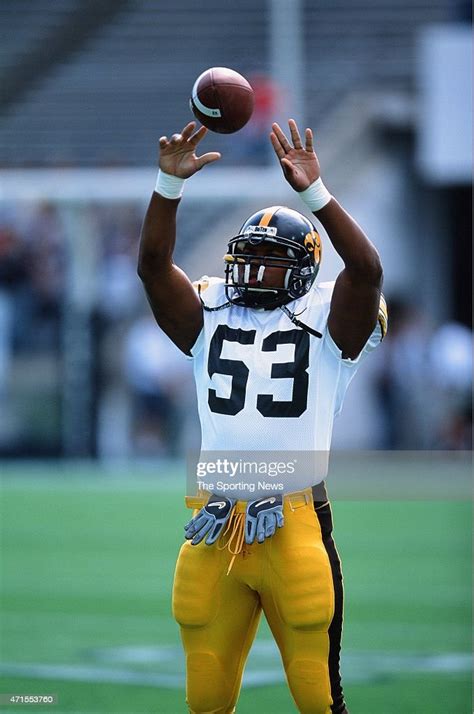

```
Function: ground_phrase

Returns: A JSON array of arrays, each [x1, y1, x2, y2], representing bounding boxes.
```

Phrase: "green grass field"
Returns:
[[0, 460, 471, 714]]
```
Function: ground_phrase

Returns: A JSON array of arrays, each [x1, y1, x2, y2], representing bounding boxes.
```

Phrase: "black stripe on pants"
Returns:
[[314, 501, 349, 714]]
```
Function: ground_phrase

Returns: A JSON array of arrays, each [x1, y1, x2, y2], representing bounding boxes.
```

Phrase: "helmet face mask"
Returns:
[[224, 206, 321, 309]]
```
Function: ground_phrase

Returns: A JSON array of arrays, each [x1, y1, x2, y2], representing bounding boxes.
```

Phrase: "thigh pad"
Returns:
[[173, 542, 224, 627]]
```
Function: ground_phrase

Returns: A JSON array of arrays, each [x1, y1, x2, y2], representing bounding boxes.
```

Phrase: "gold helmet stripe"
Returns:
[[258, 208, 277, 228]]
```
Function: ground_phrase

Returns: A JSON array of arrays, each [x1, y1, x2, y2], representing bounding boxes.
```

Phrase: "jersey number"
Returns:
[[208, 325, 309, 417]]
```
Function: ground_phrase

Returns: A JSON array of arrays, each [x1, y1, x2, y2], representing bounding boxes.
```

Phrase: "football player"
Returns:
[[138, 119, 386, 714]]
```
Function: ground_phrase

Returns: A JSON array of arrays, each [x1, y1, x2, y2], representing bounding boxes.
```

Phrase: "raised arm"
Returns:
[[138, 121, 221, 354], [270, 120, 383, 359]]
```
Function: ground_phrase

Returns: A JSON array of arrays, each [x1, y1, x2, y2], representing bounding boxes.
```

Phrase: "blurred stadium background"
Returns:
[[0, 1, 471, 713]]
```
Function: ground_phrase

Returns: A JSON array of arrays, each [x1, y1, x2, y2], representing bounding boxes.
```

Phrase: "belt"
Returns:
[[185, 487, 314, 513]]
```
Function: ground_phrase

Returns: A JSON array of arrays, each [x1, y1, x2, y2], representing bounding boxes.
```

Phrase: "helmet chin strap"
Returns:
[[279, 304, 323, 338]]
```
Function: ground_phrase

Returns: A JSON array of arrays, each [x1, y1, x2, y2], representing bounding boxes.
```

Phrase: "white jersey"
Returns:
[[189, 277, 386, 487]]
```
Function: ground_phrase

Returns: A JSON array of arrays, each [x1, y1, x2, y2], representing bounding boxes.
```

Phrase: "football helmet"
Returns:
[[224, 206, 322, 308]]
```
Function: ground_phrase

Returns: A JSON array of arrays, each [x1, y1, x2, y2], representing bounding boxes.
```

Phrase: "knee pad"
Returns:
[[186, 652, 235, 714], [286, 658, 332, 714]]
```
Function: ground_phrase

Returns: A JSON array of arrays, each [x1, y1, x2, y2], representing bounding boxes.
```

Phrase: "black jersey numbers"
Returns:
[[257, 330, 309, 417], [207, 325, 310, 417], [208, 325, 256, 415]]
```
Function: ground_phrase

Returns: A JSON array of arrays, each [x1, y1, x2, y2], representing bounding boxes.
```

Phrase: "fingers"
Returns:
[[270, 131, 285, 159], [170, 133, 182, 144], [189, 124, 208, 146], [185, 513, 206, 537], [272, 119, 314, 154], [159, 123, 205, 150], [264, 514, 276, 539], [257, 514, 276, 543], [288, 119, 302, 149], [257, 516, 267, 543], [245, 518, 257, 545], [191, 518, 213, 545], [271, 122, 292, 153], [195, 151, 221, 170], [181, 121, 196, 140]]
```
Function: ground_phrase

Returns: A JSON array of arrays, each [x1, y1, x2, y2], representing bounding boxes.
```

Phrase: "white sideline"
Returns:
[[0, 650, 471, 689]]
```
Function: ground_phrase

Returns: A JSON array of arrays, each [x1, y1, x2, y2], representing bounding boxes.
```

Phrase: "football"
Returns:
[[190, 67, 254, 134]]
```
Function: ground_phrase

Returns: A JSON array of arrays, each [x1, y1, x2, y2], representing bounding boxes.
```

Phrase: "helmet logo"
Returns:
[[304, 231, 321, 261], [304, 231, 315, 251]]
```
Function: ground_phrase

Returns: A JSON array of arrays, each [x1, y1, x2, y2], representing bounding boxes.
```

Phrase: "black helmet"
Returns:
[[224, 205, 322, 308]]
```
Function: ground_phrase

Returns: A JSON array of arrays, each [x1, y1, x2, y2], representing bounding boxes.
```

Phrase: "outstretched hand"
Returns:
[[159, 121, 221, 179], [270, 119, 321, 191]]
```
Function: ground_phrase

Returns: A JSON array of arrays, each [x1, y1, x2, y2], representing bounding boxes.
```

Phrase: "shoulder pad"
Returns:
[[378, 293, 388, 340], [192, 276, 225, 294]]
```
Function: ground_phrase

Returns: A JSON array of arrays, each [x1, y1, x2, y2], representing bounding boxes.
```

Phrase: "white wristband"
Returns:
[[298, 177, 332, 212], [154, 170, 185, 199]]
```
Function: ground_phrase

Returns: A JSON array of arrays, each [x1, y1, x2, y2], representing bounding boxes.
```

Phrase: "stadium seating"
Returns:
[[0, 0, 455, 166]]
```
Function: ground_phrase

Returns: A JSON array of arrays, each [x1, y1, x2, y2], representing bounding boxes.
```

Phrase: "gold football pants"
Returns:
[[172, 490, 347, 714]]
